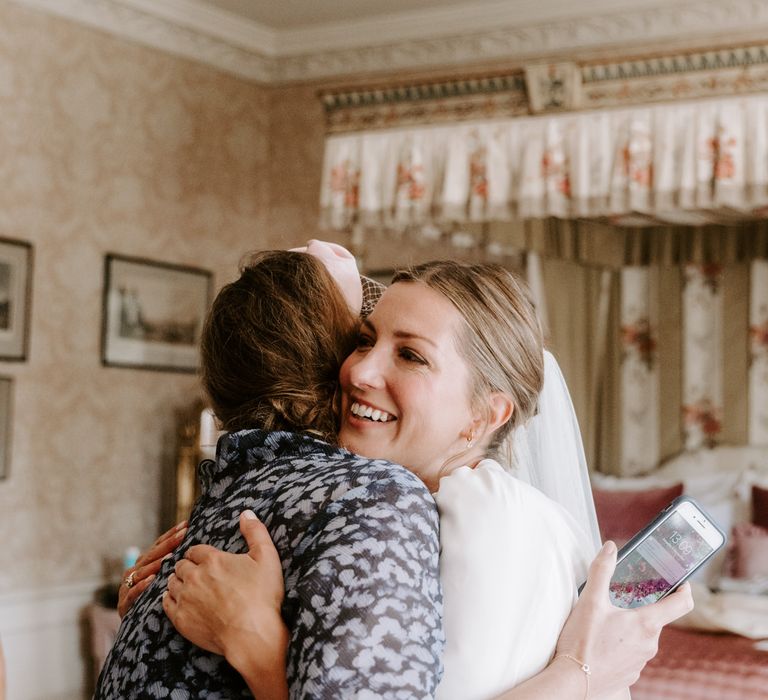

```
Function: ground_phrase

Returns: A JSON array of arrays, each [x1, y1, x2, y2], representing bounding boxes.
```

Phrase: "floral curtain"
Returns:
[[594, 260, 768, 476], [539, 260, 768, 477], [681, 264, 726, 451], [751, 260, 768, 443], [320, 94, 768, 230]]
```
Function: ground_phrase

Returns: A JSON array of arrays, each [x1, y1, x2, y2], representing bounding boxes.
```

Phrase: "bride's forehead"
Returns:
[[368, 283, 463, 337], [376, 281, 454, 313]]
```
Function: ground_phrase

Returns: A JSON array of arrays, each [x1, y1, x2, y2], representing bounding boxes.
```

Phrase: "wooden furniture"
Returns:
[[87, 603, 121, 684]]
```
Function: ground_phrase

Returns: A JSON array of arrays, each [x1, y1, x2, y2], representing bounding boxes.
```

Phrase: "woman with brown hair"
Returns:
[[95, 251, 444, 699]]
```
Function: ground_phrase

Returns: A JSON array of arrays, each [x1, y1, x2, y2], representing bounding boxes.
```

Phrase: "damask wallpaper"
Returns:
[[0, 1, 270, 592]]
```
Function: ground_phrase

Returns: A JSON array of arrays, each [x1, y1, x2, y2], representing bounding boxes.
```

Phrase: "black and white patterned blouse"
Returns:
[[95, 429, 444, 699]]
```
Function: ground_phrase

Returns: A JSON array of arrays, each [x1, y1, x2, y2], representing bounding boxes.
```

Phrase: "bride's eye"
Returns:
[[399, 347, 427, 365], [355, 333, 374, 350]]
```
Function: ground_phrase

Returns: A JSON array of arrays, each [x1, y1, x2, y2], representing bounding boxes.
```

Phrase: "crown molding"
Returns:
[[114, 0, 276, 54], [10, 0, 768, 85], [275, 0, 768, 83], [11, 0, 277, 82], [276, 0, 643, 56]]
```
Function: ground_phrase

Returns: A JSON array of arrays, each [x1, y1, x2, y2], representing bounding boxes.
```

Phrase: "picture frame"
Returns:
[[0, 238, 33, 361], [0, 376, 12, 480], [101, 254, 213, 372]]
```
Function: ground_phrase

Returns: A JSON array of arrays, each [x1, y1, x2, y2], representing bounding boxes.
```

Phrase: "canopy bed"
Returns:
[[317, 44, 768, 699]]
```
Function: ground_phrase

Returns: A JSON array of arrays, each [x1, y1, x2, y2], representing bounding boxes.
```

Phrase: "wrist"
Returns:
[[222, 614, 289, 699], [552, 654, 591, 700]]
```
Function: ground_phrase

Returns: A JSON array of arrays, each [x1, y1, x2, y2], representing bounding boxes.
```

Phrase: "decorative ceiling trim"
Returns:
[[584, 45, 768, 83], [12, 0, 276, 82], [275, 0, 768, 83], [114, 0, 276, 55], [583, 44, 768, 108], [322, 42, 768, 132], [321, 75, 529, 133], [10, 0, 768, 85], [274, 0, 639, 55]]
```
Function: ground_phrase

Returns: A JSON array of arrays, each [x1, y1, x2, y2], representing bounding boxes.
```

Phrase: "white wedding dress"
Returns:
[[433, 351, 601, 700]]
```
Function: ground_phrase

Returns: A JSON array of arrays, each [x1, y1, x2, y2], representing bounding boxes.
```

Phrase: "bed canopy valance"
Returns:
[[320, 93, 768, 234]]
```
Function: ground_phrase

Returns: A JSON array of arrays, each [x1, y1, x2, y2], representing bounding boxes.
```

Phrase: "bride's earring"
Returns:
[[466, 429, 475, 449]]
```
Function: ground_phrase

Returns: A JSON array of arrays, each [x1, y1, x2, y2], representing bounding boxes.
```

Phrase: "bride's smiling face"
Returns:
[[337, 281, 479, 491]]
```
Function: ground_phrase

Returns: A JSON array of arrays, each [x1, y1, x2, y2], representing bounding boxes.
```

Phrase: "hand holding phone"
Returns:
[[608, 496, 726, 608], [561, 541, 694, 698]]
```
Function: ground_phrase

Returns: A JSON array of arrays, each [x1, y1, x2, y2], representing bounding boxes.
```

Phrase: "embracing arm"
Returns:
[[164, 512, 288, 700], [165, 480, 443, 699], [118, 520, 188, 618], [493, 542, 693, 700]]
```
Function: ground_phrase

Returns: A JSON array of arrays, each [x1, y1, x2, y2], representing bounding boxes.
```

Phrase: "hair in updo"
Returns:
[[201, 250, 357, 441], [391, 261, 544, 454]]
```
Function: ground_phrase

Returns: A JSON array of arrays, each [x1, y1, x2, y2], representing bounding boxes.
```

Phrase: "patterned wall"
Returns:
[[0, 2, 270, 592]]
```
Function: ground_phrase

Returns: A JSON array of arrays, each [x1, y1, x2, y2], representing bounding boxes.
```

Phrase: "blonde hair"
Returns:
[[392, 261, 544, 454]]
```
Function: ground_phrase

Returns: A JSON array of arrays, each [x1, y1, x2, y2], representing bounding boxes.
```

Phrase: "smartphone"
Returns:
[[607, 496, 726, 609]]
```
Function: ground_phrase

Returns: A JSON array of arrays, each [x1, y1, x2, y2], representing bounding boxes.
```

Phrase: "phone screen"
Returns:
[[609, 509, 716, 608]]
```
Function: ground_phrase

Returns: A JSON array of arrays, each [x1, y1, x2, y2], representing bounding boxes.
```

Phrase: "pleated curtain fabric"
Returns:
[[321, 95, 768, 230], [540, 259, 764, 476]]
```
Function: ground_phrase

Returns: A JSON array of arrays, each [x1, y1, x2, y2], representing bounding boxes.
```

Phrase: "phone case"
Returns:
[[613, 494, 728, 599]]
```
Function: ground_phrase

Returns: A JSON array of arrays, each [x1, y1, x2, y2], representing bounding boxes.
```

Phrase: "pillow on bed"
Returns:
[[592, 483, 683, 547], [730, 522, 768, 579], [753, 485, 768, 530]]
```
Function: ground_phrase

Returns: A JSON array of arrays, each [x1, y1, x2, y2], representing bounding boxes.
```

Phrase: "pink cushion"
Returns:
[[731, 522, 768, 579], [752, 485, 768, 531], [592, 483, 684, 547]]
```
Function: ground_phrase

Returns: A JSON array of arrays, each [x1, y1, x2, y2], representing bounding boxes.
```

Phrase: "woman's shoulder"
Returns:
[[337, 454, 437, 514], [435, 458, 568, 518], [296, 454, 440, 562], [330, 446, 434, 496]]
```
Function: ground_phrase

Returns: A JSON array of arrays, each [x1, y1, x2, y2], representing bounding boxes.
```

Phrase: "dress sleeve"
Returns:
[[433, 461, 591, 700], [285, 476, 444, 699]]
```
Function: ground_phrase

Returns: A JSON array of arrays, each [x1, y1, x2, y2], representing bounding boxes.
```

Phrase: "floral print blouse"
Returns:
[[95, 429, 444, 699]]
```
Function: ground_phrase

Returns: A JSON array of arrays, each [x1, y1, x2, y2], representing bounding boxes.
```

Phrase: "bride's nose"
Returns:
[[349, 349, 386, 390]]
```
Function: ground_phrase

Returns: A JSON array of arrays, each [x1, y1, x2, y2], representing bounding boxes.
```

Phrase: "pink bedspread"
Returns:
[[631, 627, 768, 700]]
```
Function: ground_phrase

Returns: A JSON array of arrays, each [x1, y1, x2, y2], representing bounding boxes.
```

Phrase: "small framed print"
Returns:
[[0, 238, 33, 361], [0, 376, 12, 480], [101, 254, 213, 373]]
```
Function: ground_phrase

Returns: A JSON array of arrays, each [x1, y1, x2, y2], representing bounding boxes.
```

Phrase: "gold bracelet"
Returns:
[[555, 653, 591, 699]]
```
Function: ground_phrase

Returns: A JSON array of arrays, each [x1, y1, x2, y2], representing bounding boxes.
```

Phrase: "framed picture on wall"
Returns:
[[0, 238, 33, 361], [101, 254, 213, 372], [0, 376, 12, 480]]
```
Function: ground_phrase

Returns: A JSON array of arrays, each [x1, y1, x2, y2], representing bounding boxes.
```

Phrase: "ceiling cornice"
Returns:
[[12, 0, 276, 81], [10, 0, 768, 85], [275, 0, 643, 55]]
